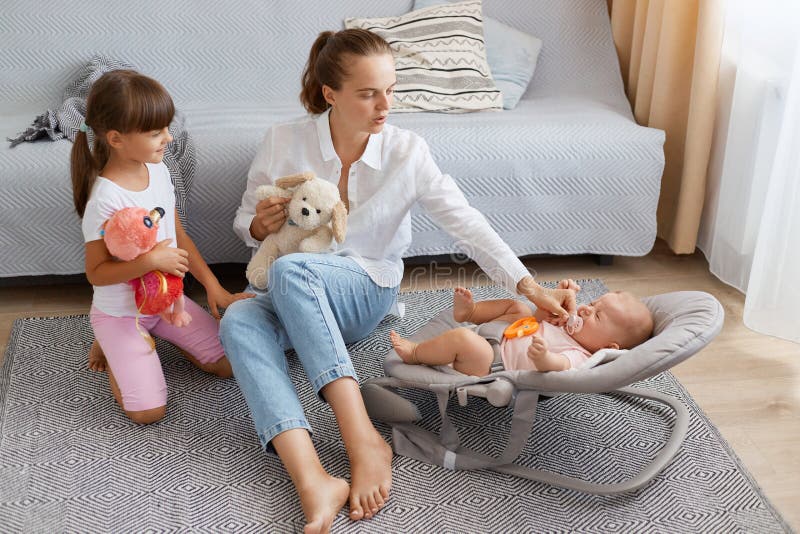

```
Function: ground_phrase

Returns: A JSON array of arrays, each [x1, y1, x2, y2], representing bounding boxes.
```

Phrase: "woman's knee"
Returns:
[[126, 405, 166, 425], [268, 254, 310, 301], [219, 297, 262, 344]]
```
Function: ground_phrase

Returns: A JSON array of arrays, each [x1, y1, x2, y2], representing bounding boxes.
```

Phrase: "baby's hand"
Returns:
[[558, 279, 581, 292], [527, 335, 548, 362], [527, 335, 570, 371], [146, 239, 190, 277]]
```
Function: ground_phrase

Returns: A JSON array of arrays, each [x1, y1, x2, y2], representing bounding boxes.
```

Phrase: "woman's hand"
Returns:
[[205, 282, 256, 320], [145, 239, 190, 277], [517, 276, 577, 326], [250, 196, 291, 241], [558, 278, 581, 292]]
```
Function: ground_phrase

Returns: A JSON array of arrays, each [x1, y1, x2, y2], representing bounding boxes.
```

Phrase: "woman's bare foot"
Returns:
[[88, 339, 107, 372], [299, 474, 350, 534], [389, 331, 418, 364], [348, 433, 392, 521], [453, 287, 476, 322]]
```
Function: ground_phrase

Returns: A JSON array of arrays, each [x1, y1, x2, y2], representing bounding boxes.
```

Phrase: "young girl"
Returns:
[[71, 70, 252, 425]]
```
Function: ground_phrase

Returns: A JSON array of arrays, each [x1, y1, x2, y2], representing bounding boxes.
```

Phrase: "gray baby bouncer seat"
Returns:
[[362, 291, 723, 494]]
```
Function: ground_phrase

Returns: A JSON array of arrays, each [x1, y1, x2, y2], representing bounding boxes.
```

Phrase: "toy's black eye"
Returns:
[[303, 197, 307, 201], [143, 216, 153, 228], [316, 209, 321, 214]]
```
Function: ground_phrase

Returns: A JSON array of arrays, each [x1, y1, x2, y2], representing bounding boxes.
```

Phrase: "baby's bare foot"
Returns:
[[88, 340, 107, 372], [453, 287, 476, 322], [389, 331, 418, 364], [348, 433, 392, 521], [299, 474, 349, 534]]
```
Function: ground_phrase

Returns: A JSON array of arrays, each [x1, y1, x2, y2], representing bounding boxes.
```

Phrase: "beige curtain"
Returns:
[[608, 0, 724, 253]]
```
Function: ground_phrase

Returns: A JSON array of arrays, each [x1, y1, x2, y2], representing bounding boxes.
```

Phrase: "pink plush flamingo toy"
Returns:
[[102, 206, 192, 329]]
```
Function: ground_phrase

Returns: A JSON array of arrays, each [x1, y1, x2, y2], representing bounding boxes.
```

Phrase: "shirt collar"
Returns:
[[316, 108, 338, 163], [315, 108, 383, 171], [361, 129, 383, 171]]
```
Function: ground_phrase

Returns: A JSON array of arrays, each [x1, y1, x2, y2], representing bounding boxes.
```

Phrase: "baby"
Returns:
[[390, 281, 654, 376]]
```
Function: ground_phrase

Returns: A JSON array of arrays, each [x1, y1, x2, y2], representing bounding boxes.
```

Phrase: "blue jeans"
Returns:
[[219, 253, 398, 449]]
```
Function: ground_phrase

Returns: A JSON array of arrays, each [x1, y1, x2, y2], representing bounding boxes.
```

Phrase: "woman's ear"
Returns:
[[331, 201, 347, 243], [322, 85, 336, 107]]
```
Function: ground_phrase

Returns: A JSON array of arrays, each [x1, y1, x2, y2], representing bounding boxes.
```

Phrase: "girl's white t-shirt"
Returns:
[[81, 162, 177, 317]]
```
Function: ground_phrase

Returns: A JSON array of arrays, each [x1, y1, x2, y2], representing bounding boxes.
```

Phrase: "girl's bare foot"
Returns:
[[299, 474, 350, 534], [453, 287, 476, 322], [88, 339, 107, 372], [389, 330, 418, 364], [348, 433, 392, 521]]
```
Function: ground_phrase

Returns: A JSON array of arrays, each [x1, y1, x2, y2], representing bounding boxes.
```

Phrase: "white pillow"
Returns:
[[345, 0, 502, 113]]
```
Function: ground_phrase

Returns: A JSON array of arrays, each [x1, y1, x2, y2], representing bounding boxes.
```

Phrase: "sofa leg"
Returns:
[[594, 254, 614, 266]]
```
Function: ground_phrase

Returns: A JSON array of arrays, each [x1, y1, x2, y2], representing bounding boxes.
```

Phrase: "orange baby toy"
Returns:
[[503, 317, 539, 340]]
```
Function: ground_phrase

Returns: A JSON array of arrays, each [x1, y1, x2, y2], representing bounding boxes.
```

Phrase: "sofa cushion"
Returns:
[[413, 0, 542, 109], [345, 0, 503, 113], [0, 112, 84, 276]]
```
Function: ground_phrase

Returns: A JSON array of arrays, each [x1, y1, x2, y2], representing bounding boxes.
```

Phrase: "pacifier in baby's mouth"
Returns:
[[566, 313, 583, 335]]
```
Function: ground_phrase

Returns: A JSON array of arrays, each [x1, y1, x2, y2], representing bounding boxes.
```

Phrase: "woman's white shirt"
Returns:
[[234, 108, 530, 293]]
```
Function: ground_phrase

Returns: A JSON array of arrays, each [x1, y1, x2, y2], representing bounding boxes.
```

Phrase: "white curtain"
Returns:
[[698, 1, 800, 343]]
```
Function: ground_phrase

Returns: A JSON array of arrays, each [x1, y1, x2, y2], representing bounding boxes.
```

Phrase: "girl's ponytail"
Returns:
[[70, 129, 99, 218], [300, 31, 335, 114]]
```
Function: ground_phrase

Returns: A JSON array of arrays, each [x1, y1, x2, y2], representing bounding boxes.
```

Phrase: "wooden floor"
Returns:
[[2, 239, 798, 529]]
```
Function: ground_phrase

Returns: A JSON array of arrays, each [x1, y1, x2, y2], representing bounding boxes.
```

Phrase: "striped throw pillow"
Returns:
[[345, 0, 502, 113]]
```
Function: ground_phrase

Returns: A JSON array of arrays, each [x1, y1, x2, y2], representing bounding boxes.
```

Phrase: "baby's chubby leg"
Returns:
[[390, 327, 494, 376], [452, 287, 532, 324], [453, 287, 478, 322]]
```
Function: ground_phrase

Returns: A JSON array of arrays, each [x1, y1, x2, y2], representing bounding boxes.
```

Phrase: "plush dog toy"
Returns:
[[102, 206, 192, 328], [246, 172, 347, 289]]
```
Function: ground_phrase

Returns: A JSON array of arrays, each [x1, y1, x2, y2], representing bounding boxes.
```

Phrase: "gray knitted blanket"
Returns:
[[7, 56, 194, 225]]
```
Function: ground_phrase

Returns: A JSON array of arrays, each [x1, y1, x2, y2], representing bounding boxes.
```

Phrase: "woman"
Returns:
[[220, 29, 576, 533]]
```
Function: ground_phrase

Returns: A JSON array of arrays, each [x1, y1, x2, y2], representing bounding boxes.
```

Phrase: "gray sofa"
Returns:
[[0, 0, 665, 278]]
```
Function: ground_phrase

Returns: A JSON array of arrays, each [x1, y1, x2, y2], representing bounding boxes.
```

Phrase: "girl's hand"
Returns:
[[206, 282, 256, 319], [558, 279, 581, 292], [145, 239, 190, 277], [250, 196, 291, 241]]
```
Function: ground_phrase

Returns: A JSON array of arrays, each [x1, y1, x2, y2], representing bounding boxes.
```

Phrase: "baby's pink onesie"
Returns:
[[500, 322, 591, 371]]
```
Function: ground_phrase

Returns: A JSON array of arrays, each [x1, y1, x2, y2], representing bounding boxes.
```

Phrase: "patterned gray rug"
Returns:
[[0, 280, 792, 533]]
